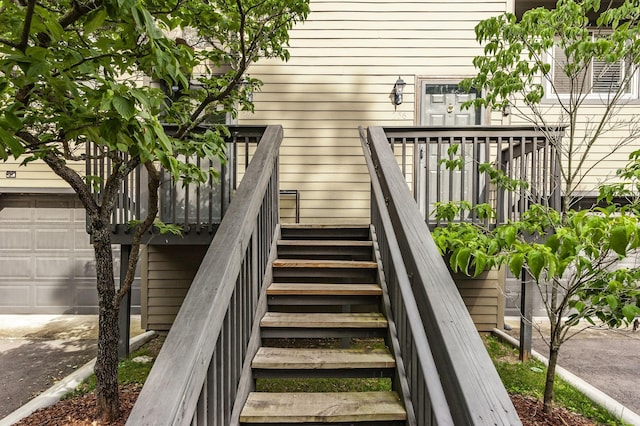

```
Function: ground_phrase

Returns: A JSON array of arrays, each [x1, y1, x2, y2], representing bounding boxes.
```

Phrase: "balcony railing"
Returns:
[[382, 126, 562, 228], [86, 125, 267, 244]]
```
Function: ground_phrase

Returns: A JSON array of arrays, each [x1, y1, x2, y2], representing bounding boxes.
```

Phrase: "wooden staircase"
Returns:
[[240, 225, 408, 425]]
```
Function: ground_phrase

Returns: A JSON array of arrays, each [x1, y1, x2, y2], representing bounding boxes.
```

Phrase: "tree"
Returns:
[[432, 0, 640, 415], [0, 0, 308, 420]]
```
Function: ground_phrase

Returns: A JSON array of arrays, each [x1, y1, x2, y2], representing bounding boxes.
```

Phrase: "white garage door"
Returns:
[[0, 194, 140, 314]]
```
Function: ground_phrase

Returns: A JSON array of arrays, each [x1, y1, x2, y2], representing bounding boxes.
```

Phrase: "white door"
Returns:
[[417, 83, 481, 218]]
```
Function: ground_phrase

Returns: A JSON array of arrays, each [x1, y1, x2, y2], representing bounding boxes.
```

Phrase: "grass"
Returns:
[[61, 333, 627, 425], [63, 336, 164, 400], [484, 335, 630, 426], [257, 337, 392, 393]]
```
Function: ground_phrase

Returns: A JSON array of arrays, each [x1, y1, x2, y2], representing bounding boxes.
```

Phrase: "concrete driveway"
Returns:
[[504, 316, 640, 416], [0, 315, 143, 419]]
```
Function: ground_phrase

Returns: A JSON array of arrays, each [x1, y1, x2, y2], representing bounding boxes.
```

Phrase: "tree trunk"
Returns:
[[92, 223, 121, 421], [543, 344, 560, 415]]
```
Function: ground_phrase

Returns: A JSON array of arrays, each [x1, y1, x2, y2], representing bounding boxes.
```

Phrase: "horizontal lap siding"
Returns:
[[452, 268, 506, 332], [239, 0, 508, 224], [509, 104, 640, 194], [142, 245, 208, 331], [0, 160, 84, 189]]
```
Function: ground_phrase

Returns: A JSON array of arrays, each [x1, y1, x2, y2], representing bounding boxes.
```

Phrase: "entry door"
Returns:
[[421, 83, 479, 126], [417, 83, 481, 218]]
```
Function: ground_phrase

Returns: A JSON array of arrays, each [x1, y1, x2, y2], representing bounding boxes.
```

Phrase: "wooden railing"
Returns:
[[382, 126, 562, 228], [126, 125, 282, 425], [361, 126, 522, 425], [86, 125, 267, 244]]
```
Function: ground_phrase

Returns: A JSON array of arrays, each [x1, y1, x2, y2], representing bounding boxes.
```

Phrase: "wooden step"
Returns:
[[277, 240, 374, 261], [272, 259, 379, 284], [278, 240, 373, 247], [252, 347, 395, 370], [261, 312, 388, 328], [273, 259, 378, 269], [240, 391, 407, 423], [280, 224, 371, 241], [267, 283, 382, 296]]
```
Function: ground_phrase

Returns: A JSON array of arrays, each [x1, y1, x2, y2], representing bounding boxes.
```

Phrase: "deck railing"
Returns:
[[126, 125, 282, 425], [86, 125, 267, 244], [361, 126, 522, 425], [382, 126, 562, 228]]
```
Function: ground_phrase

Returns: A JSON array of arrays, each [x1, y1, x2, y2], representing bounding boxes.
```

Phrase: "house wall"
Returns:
[[239, 0, 511, 224], [452, 268, 506, 332], [507, 103, 640, 195], [141, 244, 208, 331]]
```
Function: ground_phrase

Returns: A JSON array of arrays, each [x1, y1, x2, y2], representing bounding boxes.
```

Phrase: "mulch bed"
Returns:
[[512, 394, 597, 426], [15, 388, 597, 425]]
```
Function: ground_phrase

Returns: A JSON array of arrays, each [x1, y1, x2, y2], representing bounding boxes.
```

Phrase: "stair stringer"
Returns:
[[229, 224, 282, 426], [370, 224, 418, 426]]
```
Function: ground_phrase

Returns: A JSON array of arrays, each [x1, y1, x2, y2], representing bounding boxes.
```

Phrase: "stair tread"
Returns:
[[278, 240, 373, 247], [267, 283, 382, 296], [261, 312, 388, 328], [273, 259, 378, 268], [281, 224, 371, 229], [240, 391, 406, 423], [252, 347, 395, 369]]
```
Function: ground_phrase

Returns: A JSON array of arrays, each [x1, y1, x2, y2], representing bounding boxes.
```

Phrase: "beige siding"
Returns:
[[240, 0, 509, 224], [141, 245, 207, 331], [507, 103, 640, 194], [452, 268, 506, 332], [0, 160, 83, 189]]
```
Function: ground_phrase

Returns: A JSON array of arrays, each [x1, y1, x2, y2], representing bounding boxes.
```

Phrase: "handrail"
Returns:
[[126, 125, 282, 425], [360, 127, 453, 425], [362, 126, 521, 425]]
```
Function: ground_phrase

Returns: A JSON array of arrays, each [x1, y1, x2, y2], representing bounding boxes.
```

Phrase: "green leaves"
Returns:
[[609, 225, 629, 256], [111, 95, 136, 120]]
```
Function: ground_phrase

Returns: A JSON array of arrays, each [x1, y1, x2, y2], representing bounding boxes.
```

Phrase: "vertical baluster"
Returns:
[[196, 377, 206, 426], [196, 156, 201, 233], [485, 136, 492, 228], [542, 137, 549, 207], [214, 341, 223, 424], [123, 155, 129, 227], [532, 136, 539, 205], [207, 356, 216, 425], [471, 136, 479, 224], [223, 155, 230, 217], [436, 137, 443, 209], [208, 158, 214, 233], [401, 137, 407, 178], [460, 136, 466, 219], [519, 138, 527, 221], [448, 137, 455, 207], [425, 138, 432, 223], [508, 137, 515, 222], [135, 164, 141, 222]]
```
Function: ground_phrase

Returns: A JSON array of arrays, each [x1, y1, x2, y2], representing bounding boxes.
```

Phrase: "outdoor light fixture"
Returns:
[[393, 76, 406, 105], [241, 76, 254, 103]]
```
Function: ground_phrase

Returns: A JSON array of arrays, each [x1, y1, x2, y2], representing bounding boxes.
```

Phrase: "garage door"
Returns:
[[0, 194, 140, 314]]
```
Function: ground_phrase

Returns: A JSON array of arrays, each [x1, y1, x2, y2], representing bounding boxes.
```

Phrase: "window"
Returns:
[[547, 33, 637, 99]]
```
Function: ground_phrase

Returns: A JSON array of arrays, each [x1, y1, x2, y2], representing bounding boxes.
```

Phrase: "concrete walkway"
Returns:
[[0, 315, 144, 419]]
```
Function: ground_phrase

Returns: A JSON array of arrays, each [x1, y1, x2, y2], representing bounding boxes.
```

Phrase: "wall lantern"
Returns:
[[241, 76, 254, 103], [393, 76, 406, 105]]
